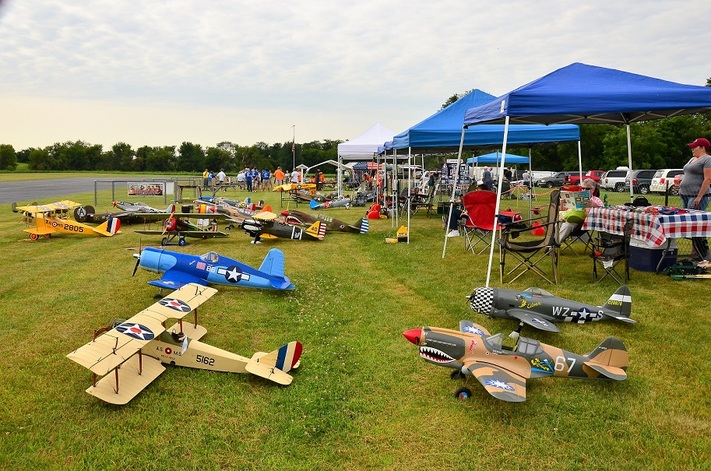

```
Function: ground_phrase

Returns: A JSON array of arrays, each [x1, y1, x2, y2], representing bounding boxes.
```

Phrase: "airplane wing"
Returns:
[[506, 309, 560, 332], [465, 360, 528, 402], [180, 230, 229, 238], [148, 270, 207, 290], [67, 283, 217, 376]]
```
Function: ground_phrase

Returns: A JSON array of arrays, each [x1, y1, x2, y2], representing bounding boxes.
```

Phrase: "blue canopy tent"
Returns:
[[467, 152, 529, 165], [391, 89, 580, 151], [385, 89, 579, 246], [461, 62, 711, 286]]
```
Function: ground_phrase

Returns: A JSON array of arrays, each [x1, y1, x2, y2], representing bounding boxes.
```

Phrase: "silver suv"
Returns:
[[600, 169, 630, 192]]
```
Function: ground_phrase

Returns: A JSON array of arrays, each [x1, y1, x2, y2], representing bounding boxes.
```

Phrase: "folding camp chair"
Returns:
[[560, 225, 593, 255], [459, 190, 498, 255], [499, 190, 561, 284], [591, 219, 632, 284]]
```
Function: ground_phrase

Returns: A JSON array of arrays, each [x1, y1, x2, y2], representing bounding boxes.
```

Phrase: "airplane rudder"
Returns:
[[275, 341, 302, 372]]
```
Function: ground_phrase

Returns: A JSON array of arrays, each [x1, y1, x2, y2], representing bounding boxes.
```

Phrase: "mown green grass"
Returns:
[[0, 179, 709, 470]]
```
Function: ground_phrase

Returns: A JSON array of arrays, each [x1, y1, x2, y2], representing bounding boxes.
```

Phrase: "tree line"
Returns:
[[1, 114, 710, 174]]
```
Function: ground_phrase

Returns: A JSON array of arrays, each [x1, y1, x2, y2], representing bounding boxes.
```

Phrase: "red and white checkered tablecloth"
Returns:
[[583, 206, 711, 247]]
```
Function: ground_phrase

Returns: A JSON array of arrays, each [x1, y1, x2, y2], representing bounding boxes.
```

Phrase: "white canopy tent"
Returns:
[[337, 123, 396, 197]]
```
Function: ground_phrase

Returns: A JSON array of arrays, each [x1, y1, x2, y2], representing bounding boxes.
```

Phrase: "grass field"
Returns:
[[1, 176, 709, 470]]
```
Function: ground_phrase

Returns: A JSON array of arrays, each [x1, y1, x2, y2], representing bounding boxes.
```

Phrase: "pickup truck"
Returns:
[[565, 170, 605, 186]]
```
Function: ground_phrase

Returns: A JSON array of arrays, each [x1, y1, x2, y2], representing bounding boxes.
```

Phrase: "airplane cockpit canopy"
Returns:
[[523, 287, 553, 297], [201, 251, 220, 263]]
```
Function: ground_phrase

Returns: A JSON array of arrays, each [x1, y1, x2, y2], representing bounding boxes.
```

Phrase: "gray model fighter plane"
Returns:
[[467, 285, 634, 333]]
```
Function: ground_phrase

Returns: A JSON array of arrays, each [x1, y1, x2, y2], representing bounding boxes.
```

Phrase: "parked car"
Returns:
[[565, 170, 605, 186], [600, 169, 630, 192], [536, 171, 576, 188], [649, 169, 684, 195], [624, 169, 658, 194]]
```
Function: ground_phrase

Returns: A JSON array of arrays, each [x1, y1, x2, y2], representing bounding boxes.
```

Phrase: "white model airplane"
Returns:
[[67, 283, 302, 405]]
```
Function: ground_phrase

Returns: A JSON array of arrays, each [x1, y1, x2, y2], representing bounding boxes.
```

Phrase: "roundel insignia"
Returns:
[[164, 347, 172, 355], [159, 298, 192, 313], [224, 266, 243, 283], [52, 221, 58, 227], [116, 322, 155, 341]]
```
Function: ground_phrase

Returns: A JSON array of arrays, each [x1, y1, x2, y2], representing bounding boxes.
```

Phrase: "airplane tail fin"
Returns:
[[258, 248, 295, 290], [166, 203, 177, 213], [353, 218, 369, 234], [309, 200, 321, 210], [245, 341, 303, 385], [306, 221, 326, 240], [583, 337, 628, 380], [96, 217, 121, 236], [602, 285, 635, 323]]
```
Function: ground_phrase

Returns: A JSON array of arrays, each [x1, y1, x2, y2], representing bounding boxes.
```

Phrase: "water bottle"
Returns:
[[603, 194, 609, 207]]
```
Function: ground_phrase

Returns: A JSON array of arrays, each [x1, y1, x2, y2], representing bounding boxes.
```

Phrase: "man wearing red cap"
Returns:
[[678, 137, 711, 267]]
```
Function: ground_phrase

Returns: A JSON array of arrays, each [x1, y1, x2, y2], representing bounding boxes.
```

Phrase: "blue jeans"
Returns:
[[680, 194, 711, 260]]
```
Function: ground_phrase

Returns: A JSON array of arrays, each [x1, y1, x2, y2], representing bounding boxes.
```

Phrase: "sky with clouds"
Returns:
[[1, 0, 710, 151]]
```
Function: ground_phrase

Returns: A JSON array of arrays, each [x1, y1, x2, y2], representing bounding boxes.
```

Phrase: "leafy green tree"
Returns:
[[105, 142, 135, 171], [0, 144, 18, 170], [176, 142, 205, 172], [144, 146, 176, 172], [28, 147, 52, 170], [205, 147, 233, 173]]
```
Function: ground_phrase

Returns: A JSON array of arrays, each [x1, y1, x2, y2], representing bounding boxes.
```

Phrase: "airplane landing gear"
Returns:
[[454, 387, 472, 399]]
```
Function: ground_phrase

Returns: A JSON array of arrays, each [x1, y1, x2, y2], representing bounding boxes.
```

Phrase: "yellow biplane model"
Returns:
[[13, 200, 120, 240], [67, 283, 302, 405]]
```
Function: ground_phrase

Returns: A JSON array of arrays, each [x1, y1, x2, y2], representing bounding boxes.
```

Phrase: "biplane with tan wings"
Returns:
[[67, 283, 302, 405], [13, 200, 121, 240]]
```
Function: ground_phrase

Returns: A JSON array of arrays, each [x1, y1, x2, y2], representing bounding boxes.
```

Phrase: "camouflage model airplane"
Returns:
[[13, 200, 121, 240], [281, 209, 369, 234], [467, 285, 635, 333], [133, 246, 296, 291], [67, 283, 302, 405], [240, 211, 326, 244], [72, 201, 178, 224], [403, 320, 628, 402]]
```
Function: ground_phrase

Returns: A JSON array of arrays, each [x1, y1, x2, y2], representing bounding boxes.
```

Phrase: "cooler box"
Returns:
[[629, 238, 677, 272]]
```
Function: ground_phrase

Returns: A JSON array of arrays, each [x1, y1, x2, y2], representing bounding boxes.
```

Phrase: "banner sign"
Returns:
[[127, 182, 165, 196]]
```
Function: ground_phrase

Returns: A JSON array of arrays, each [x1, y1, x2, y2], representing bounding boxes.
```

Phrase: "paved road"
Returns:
[[0, 178, 101, 205]]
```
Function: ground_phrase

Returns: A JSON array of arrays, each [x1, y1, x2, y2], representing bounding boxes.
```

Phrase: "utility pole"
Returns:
[[291, 124, 296, 170]]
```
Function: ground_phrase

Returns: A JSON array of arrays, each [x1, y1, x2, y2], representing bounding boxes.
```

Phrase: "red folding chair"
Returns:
[[460, 191, 498, 255]]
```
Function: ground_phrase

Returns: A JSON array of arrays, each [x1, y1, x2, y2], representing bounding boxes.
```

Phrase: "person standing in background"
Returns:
[[677, 137, 711, 268]]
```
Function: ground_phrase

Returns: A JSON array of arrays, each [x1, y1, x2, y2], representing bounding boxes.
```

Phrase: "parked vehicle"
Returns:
[[624, 169, 658, 194], [536, 171, 576, 188], [649, 169, 684, 195], [565, 170, 605, 186], [600, 169, 630, 192]]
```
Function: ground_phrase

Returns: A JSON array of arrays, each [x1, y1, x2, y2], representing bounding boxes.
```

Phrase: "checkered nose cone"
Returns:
[[469, 287, 494, 314]]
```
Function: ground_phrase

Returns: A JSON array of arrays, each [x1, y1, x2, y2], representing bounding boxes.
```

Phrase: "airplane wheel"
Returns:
[[178, 238, 187, 246], [454, 387, 472, 399], [161, 237, 168, 246], [74, 207, 87, 222], [450, 370, 465, 380], [30, 233, 39, 241]]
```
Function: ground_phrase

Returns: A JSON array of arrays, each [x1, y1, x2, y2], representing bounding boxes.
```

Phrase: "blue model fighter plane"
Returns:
[[133, 247, 295, 291], [467, 285, 634, 333]]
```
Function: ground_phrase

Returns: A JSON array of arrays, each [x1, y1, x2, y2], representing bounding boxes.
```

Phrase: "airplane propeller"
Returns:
[[132, 239, 143, 277]]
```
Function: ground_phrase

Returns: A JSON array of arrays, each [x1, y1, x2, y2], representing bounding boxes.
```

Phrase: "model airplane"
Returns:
[[403, 320, 628, 402], [67, 283, 302, 405], [133, 206, 229, 246], [281, 209, 368, 234], [467, 285, 635, 333], [240, 211, 326, 244], [73, 201, 178, 224], [133, 246, 296, 291], [14, 200, 121, 240], [309, 197, 351, 210]]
